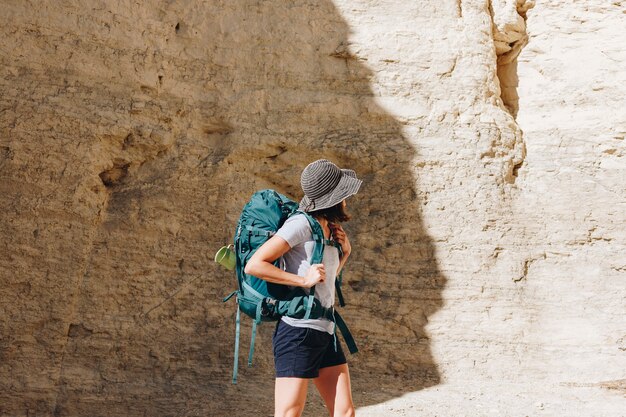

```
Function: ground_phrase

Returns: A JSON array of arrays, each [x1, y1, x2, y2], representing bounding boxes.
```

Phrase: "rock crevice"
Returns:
[[491, 0, 535, 118]]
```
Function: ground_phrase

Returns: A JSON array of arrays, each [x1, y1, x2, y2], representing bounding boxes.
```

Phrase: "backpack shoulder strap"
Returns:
[[297, 211, 325, 263], [294, 211, 327, 319], [297, 211, 349, 307]]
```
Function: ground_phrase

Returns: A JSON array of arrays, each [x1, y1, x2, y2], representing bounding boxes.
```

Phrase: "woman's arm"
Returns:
[[244, 235, 325, 288], [337, 252, 350, 276], [330, 223, 351, 275]]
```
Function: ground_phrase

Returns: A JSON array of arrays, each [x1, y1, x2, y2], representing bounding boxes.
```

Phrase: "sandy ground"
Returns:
[[354, 381, 625, 417]]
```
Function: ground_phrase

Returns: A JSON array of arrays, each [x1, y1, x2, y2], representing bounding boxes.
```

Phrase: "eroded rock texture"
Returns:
[[0, 0, 624, 416]]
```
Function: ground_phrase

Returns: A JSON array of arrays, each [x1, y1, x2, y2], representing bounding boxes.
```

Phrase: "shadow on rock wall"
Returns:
[[0, 1, 446, 416], [201, 1, 447, 415]]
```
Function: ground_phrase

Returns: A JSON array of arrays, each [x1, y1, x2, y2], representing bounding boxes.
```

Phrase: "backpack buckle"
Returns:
[[261, 298, 278, 319], [321, 305, 335, 320]]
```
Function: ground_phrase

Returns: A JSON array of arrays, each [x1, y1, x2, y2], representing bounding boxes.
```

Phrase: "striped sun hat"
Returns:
[[298, 159, 362, 212]]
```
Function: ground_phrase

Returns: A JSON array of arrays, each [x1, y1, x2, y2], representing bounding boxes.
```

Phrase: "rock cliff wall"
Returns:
[[1, 0, 623, 416]]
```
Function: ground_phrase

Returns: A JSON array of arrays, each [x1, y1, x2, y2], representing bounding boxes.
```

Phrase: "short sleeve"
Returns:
[[275, 214, 312, 248]]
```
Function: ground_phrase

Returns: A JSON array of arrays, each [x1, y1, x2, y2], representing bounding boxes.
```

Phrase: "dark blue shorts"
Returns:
[[273, 319, 347, 378]]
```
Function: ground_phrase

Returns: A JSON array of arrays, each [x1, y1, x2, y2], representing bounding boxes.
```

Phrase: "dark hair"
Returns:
[[309, 201, 351, 223]]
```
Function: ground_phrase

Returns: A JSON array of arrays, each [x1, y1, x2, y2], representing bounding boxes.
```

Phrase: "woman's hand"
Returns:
[[330, 223, 351, 257], [303, 264, 325, 288]]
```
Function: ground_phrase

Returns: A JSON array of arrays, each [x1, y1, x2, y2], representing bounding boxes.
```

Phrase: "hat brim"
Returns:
[[298, 169, 362, 212]]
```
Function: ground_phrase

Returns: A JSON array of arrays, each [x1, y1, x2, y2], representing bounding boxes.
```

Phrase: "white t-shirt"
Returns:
[[275, 213, 339, 334]]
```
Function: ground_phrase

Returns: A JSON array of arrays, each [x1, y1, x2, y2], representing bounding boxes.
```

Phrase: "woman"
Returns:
[[245, 159, 362, 417]]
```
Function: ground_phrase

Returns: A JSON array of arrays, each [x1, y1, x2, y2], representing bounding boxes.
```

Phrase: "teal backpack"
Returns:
[[223, 189, 358, 384]]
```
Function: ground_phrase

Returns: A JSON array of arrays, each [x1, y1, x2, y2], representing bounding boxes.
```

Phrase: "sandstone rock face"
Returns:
[[0, 1, 624, 416]]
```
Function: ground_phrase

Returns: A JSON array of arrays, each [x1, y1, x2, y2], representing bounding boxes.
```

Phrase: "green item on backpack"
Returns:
[[222, 189, 357, 384], [214, 244, 236, 270]]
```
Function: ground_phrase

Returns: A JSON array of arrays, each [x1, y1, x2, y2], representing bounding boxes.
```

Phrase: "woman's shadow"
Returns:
[[201, 0, 448, 414]]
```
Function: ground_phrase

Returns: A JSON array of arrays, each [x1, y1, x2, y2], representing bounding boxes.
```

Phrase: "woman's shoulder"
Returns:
[[282, 212, 312, 230], [276, 212, 313, 246]]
